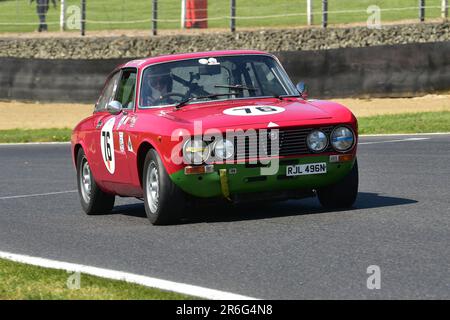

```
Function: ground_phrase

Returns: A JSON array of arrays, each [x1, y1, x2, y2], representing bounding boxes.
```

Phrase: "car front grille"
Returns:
[[233, 126, 335, 161]]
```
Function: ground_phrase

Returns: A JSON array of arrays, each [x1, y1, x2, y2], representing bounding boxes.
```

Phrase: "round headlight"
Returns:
[[183, 139, 211, 164], [214, 139, 234, 160], [307, 130, 328, 152], [331, 126, 354, 152]]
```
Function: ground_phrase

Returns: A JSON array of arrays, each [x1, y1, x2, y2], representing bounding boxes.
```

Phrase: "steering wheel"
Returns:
[[159, 93, 186, 104]]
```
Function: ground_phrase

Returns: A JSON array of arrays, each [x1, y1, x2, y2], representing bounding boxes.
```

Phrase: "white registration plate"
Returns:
[[286, 162, 327, 177]]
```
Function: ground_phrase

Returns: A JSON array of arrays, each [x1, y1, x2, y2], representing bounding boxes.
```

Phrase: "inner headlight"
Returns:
[[307, 130, 328, 152], [331, 126, 354, 152], [214, 139, 234, 160], [183, 139, 211, 164]]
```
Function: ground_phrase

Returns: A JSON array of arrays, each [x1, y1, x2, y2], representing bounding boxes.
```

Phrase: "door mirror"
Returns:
[[106, 100, 123, 115], [296, 82, 308, 99]]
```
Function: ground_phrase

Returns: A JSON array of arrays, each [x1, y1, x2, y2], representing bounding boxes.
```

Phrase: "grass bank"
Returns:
[[0, 258, 193, 300]]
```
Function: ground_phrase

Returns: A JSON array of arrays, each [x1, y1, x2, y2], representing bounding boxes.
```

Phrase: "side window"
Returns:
[[116, 69, 137, 109], [96, 72, 121, 112]]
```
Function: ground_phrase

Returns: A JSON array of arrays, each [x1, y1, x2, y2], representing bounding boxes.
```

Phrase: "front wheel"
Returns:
[[317, 159, 359, 209], [143, 149, 186, 225], [76, 149, 115, 215]]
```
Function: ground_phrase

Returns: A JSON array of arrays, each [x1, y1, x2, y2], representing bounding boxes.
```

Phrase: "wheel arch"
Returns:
[[136, 140, 157, 189], [73, 143, 83, 162]]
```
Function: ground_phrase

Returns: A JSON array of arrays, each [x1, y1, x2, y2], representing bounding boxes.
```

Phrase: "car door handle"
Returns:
[[96, 120, 103, 129]]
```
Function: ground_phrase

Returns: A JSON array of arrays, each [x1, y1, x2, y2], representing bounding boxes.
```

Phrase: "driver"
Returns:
[[141, 71, 173, 106]]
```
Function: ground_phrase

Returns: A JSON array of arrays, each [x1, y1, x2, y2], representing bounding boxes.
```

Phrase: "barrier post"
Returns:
[[60, 0, 65, 31], [152, 0, 157, 36], [307, 0, 313, 25], [322, 0, 328, 28], [181, 0, 186, 28], [81, 0, 86, 36], [443, 0, 449, 20], [419, 0, 425, 22], [230, 0, 236, 32]]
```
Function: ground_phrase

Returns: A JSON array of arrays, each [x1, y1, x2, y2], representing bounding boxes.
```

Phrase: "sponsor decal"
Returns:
[[223, 106, 285, 116], [127, 136, 133, 152], [118, 132, 125, 153], [117, 115, 128, 130], [198, 57, 220, 65], [100, 117, 116, 174], [129, 115, 137, 128]]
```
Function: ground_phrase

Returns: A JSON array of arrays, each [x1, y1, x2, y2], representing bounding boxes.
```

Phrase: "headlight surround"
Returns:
[[331, 126, 355, 152], [214, 139, 235, 160], [306, 130, 328, 152], [183, 139, 211, 164]]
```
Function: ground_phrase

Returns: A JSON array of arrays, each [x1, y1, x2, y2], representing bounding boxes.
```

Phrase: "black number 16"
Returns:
[[102, 131, 112, 161]]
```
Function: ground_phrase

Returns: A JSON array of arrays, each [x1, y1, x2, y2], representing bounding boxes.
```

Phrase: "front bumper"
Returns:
[[170, 155, 356, 198]]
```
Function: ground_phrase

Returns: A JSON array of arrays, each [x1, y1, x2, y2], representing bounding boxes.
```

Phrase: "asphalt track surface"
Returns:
[[0, 134, 449, 299]]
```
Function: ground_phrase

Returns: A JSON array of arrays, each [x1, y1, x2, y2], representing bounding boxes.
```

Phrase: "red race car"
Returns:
[[72, 50, 358, 225]]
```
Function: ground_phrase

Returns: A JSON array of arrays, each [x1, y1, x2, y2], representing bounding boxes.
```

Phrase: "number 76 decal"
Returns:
[[100, 117, 116, 174], [223, 105, 285, 116]]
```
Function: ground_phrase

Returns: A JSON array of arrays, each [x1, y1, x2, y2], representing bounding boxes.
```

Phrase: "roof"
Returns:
[[119, 50, 271, 70]]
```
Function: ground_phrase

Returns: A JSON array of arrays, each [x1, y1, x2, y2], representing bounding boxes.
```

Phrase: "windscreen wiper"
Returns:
[[174, 93, 236, 109], [215, 85, 299, 100], [214, 84, 259, 91], [272, 94, 301, 100]]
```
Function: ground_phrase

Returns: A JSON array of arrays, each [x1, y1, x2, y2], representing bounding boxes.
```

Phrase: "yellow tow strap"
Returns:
[[219, 169, 231, 201]]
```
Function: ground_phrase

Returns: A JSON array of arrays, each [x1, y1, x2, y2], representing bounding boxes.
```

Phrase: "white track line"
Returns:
[[360, 132, 450, 137], [0, 190, 77, 200], [0, 251, 257, 300], [359, 137, 430, 145]]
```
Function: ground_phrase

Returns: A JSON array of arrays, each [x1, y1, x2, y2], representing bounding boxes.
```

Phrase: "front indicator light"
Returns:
[[329, 154, 354, 163], [184, 165, 214, 175]]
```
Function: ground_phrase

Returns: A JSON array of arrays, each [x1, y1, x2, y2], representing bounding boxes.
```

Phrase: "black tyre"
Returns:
[[317, 159, 359, 209], [76, 149, 115, 215], [143, 149, 186, 225]]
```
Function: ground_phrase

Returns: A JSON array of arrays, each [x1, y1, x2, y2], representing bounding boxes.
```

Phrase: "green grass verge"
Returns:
[[0, 111, 449, 143], [0, 258, 193, 300], [0, 128, 71, 143], [357, 111, 450, 134], [0, 0, 444, 33]]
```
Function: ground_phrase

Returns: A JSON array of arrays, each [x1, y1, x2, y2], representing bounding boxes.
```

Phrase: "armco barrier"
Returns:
[[0, 58, 127, 103], [0, 42, 449, 103], [276, 41, 450, 98]]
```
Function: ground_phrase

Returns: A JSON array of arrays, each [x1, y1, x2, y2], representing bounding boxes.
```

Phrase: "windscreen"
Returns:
[[139, 55, 297, 107]]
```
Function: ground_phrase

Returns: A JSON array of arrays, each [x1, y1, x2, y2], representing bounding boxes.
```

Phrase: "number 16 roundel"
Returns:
[[100, 117, 116, 174]]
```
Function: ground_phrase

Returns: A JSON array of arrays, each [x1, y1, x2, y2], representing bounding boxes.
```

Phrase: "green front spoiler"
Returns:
[[170, 155, 355, 198]]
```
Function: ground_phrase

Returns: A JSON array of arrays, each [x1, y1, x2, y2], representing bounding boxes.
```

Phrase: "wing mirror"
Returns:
[[106, 100, 123, 115], [296, 82, 308, 99]]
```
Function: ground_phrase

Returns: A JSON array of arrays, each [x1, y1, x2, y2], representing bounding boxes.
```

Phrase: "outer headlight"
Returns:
[[183, 139, 211, 164], [214, 139, 234, 160], [331, 126, 354, 152], [306, 130, 328, 152]]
